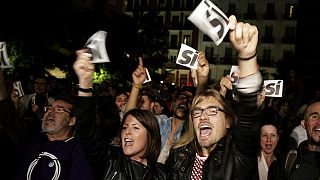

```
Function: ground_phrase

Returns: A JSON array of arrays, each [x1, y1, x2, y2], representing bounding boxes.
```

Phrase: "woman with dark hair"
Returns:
[[73, 49, 167, 180], [258, 121, 280, 180], [121, 109, 162, 164]]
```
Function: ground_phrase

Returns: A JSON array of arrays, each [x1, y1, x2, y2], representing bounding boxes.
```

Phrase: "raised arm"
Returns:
[[229, 15, 259, 78], [195, 51, 210, 96], [228, 15, 262, 172], [73, 49, 95, 97], [125, 57, 146, 112]]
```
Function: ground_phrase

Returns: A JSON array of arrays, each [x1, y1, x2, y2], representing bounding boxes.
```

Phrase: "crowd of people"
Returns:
[[0, 15, 319, 180]]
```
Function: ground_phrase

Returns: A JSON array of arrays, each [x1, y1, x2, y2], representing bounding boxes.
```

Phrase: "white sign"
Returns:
[[176, 44, 199, 70], [264, 80, 283, 97], [143, 68, 152, 83], [188, 0, 230, 46], [13, 81, 24, 97], [229, 65, 239, 85], [0, 42, 13, 68], [84, 30, 110, 63]]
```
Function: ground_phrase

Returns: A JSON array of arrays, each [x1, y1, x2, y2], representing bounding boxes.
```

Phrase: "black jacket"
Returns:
[[268, 140, 320, 180], [166, 73, 262, 180], [73, 96, 167, 180]]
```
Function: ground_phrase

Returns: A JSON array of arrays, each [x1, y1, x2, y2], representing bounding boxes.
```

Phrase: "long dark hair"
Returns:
[[121, 109, 161, 164]]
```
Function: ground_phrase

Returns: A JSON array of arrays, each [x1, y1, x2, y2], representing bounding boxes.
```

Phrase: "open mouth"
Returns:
[[200, 125, 212, 137], [178, 104, 187, 113], [314, 126, 320, 132], [265, 144, 272, 150], [124, 138, 133, 146]]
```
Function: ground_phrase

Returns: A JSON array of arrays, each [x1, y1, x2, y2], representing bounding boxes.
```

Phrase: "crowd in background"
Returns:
[[1, 15, 319, 180]]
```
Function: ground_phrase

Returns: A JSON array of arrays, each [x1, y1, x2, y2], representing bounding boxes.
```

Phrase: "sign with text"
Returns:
[[13, 81, 24, 97], [176, 44, 199, 70], [0, 42, 12, 68], [229, 65, 239, 85], [264, 80, 283, 97], [84, 30, 110, 63], [188, 0, 230, 46]]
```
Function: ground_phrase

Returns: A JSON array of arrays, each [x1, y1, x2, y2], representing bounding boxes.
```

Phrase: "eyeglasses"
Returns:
[[192, 106, 226, 118], [44, 106, 71, 114]]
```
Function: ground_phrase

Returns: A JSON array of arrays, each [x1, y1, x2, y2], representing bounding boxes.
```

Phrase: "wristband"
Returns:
[[77, 84, 93, 93], [238, 51, 257, 60], [132, 83, 142, 89]]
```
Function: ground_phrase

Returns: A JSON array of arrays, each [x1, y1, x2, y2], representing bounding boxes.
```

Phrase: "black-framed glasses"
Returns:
[[192, 106, 226, 118], [44, 106, 71, 114]]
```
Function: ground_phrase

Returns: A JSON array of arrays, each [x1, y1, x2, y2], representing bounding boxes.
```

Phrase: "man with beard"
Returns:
[[165, 15, 262, 179], [268, 100, 320, 180], [0, 70, 94, 180]]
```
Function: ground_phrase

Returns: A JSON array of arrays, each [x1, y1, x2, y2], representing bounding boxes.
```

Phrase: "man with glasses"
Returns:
[[19, 76, 55, 134], [0, 71, 94, 180], [166, 15, 262, 179]]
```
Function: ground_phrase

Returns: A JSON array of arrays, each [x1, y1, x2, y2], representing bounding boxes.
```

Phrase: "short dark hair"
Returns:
[[54, 94, 76, 117], [121, 109, 161, 164], [303, 100, 320, 120], [113, 89, 129, 101], [177, 86, 196, 97]]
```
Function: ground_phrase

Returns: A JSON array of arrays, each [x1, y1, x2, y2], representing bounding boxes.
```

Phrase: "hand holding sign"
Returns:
[[13, 81, 25, 97], [229, 65, 239, 85], [132, 57, 147, 86], [0, 42, 13, 69], [188, 0, 230, 46], [84, 30, 110, 63]]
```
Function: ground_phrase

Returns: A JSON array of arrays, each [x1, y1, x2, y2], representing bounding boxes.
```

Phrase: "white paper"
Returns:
[[0, 42, 13, 68], [84, 30, 110, 63], [176, 44, 199, 70], [13, 81, 24, 97], [229, 65, 239, 85], [143, 68, 152, 83], [264, 80, 283, 97], [188, 0, 230, 45]]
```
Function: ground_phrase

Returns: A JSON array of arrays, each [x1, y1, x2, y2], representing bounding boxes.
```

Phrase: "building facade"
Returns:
[[125, 0, 298, 87]]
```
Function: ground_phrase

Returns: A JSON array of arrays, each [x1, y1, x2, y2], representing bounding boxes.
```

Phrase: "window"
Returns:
[[264, 3, 275, 19], [171, 16, 180, 29], [225, 47, 232, 58], [203, 34, 211, 41], [265, 26, 273, 38], [285, 26, 295, 38], [205, 47, 214, 64], [173, 0, 181, 9], [183, 35, 191, 45], [284, 3, 298, 19], [185, 0, 194, 10], [247, 3, 256, 14], [170, 35, 178, 49], [263, 49, 271, 60]]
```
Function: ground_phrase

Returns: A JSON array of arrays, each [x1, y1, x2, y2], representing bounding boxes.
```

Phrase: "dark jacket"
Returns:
[[268, 140, 320, 180], [166, 73, 262, 180], [0, 96, 94, 180], [73, 96, 167, 180]]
